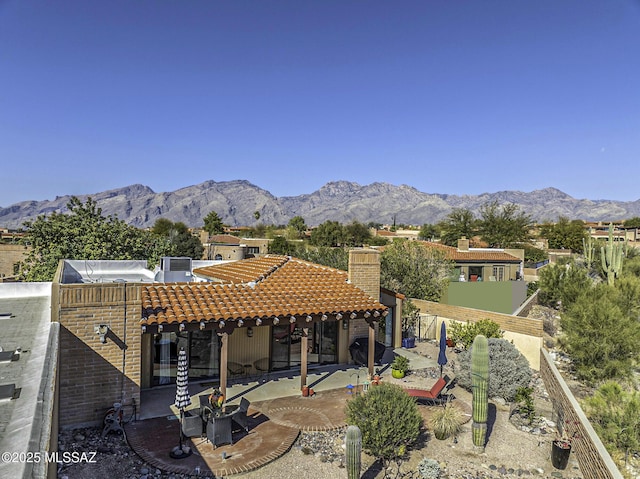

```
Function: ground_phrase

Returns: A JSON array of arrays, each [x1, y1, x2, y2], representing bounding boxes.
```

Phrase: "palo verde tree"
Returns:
[[18, 197, 171, 281], [560, 282, 640, 383], [381, 239, 453, 301]]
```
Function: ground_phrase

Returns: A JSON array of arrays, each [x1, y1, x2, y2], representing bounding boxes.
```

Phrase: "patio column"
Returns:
[[368, 321, 375, 378], [300, 327, 308, 390], [220, 332, 228, 400]]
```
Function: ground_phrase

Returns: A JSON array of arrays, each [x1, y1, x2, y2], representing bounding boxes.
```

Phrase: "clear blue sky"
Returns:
[[1, 1, 639, 207]]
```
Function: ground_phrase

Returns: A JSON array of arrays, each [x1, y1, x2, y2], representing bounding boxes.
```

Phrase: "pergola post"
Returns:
[[219, 332, 228, 400], [300, 327, 308, 391], [368, 320, 375, 378]]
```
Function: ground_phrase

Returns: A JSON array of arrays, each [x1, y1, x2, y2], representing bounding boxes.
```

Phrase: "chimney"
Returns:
[[457, 237, 470, 251], [348, 248, 380, 300]]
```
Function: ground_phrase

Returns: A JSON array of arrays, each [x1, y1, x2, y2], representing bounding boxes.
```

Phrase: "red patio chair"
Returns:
[[405, 375, 453, 404]]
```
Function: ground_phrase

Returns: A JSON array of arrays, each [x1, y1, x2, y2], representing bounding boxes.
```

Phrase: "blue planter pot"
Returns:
[[402, 337, 415, 349]]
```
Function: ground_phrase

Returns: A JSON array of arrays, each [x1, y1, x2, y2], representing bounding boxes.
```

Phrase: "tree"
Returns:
[[539, 217, 586, 251], [477, 201, 532, 248], [381, 240, 453, 301], [310, 220, 346, 247], [560, 284, 640, 383], [623, 217, 640, 229], [345, 383, 421, 463], [295, 246, 349, 271], [344, 221, 372, 247], [288, 216, 307, 238], [268, 236, 297, 256], [418, 223, 439, 241], [203, 211, 225, 236], [537, 262, 591, 309], [151, 219, 203, 259], [18, 197, 171, 281], [438, 208, 477, 246]]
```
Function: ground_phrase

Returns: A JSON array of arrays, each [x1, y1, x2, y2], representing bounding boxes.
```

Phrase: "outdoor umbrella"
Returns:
[[171, 347, 192, 458], [438, 322, 448, 377]]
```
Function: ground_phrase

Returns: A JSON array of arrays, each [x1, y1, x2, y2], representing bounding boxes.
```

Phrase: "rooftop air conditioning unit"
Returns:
[[155, 257, 192, 283]]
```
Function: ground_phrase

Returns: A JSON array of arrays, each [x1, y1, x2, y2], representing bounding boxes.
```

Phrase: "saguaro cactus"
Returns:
[[471, 334, 489, 449], [600, 223, 624, 285], [346, 425, 362, 479], [582, 235, 595, 265]]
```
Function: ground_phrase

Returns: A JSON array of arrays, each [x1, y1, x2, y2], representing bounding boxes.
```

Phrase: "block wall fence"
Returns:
[[539, 349, 622, 479], [53, 282, 142, 427]]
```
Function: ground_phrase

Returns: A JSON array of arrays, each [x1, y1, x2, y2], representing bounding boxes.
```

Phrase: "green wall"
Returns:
[[442, 281, 528, 314]]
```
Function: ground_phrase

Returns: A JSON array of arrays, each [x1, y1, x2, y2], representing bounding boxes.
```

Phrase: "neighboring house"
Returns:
[[52, 250, 394, 428], [421, 238, 527, 315], [201, 234, 270, 260], [0, 243, 29, 282]]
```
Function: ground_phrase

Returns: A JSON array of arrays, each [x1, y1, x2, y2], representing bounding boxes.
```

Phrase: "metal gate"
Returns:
[[415, 314, 438, 341]]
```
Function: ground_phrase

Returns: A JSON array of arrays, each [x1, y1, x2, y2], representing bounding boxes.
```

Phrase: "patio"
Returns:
[[125, 349, 436, 477]]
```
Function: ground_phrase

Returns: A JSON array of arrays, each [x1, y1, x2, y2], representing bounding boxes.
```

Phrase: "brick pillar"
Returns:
[[347, 249, 382, 371]]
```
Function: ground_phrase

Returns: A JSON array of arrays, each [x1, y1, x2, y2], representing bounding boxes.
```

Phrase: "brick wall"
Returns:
[[56, 283, 142, 427], [539, 349, 622, 479]]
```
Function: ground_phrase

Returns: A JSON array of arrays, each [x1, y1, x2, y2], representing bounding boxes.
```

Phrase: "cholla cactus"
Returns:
[[600, 223, 624, 285], [471, 335, 489, 449], [346, 425, 362, 479]]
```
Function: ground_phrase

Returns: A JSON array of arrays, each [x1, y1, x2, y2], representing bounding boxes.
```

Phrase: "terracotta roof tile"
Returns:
[[142, 255, 386, 327], [420, 241, 521, 262]]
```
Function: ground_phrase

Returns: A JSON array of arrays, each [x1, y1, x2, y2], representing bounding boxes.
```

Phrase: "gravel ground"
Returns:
[[58, 340, 585, 479]]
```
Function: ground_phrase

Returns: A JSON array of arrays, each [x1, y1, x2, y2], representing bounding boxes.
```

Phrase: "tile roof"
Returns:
[[141, 255, 387, 328], [420, 242, 521, 263], [207, 234, 243, 244]]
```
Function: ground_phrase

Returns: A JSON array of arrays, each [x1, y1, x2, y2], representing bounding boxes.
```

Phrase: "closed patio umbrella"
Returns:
[[171, 347, 192, 458], [438, 322, 448, 378]]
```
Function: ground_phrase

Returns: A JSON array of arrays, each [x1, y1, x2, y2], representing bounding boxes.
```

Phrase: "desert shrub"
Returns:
[[417, 457, 441, 479], [456, 338, 532, 401], [429, 401, 464, 440], [345, 383, 421, 462], [582, 381, 640, 466], [514, 386, 536, 425], [449, 319, 503, 349]]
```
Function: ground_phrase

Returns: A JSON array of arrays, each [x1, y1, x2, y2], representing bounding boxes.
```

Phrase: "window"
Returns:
[[492, 265, 505, 281], [246, 246, 260, 255]]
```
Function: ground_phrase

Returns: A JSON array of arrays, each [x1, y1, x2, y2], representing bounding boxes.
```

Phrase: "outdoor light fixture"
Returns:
[[343, 319, 349, 330], [95, 324, 109, 344], [158, 324, 164, 332], [141, 325, 146, 333], [247, 327, 254, 338], [289, 316, 296, 324]]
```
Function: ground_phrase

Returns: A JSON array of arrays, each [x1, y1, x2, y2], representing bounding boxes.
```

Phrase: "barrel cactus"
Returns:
[[346, 425, 362, 479], [471, 334, 489, 449]]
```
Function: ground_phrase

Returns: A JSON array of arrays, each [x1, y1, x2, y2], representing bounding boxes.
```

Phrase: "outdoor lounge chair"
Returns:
[[230, 397, 250, 433], [405, 375, 453, 404]]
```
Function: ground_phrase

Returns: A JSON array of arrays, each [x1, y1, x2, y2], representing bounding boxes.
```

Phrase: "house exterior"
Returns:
[[201, 234, 271, 260], [52, 250, 392, 428]]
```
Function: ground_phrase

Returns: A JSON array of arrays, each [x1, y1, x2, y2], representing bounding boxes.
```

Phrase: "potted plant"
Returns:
[[429, 402, 464, 440], [551, 421, 579, 470], [391, 355, 410, 379]]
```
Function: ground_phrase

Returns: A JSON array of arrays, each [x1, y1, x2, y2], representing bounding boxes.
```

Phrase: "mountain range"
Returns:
[[1, 180, 639, 230]]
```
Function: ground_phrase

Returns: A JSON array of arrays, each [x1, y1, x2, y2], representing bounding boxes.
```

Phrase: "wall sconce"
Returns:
[[342, 318, 349, 330], [95, 324, 109, 344], [247, 327, 254, 338]]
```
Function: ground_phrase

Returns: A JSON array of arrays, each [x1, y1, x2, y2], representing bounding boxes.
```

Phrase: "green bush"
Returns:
[[417, 458, 442, 479], [514, 386, 536, 425], [449, 319, 503, 349], [345, 383, 422, 462], [456, 338, 532, 401]]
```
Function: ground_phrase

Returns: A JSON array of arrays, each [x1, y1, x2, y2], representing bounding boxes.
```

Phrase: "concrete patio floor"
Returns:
[[125, 347, 439, 477]]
